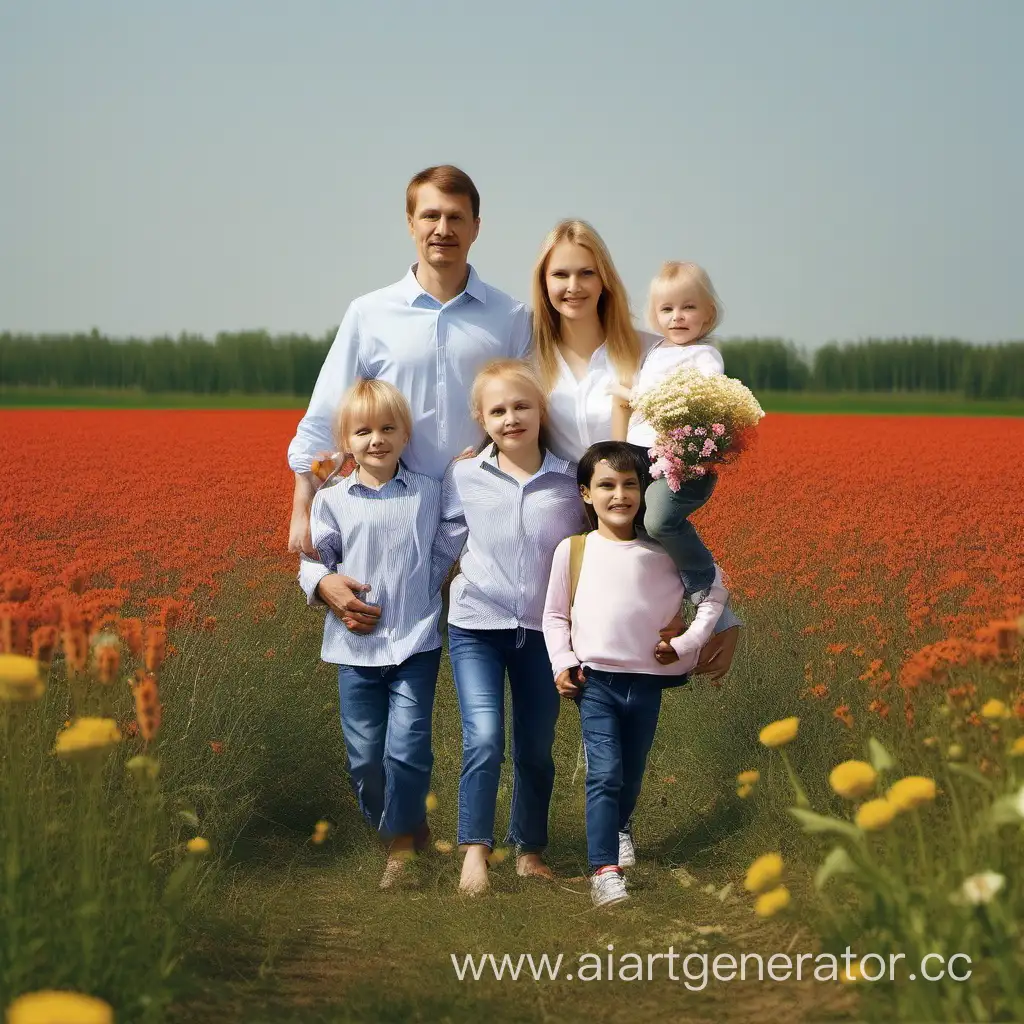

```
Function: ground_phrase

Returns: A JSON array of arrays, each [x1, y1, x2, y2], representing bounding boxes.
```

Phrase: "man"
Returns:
[[288, 165, 531, 628]]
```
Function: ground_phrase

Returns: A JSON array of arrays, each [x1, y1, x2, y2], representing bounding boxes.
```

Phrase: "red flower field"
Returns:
[[2, 409, 1022, 698]]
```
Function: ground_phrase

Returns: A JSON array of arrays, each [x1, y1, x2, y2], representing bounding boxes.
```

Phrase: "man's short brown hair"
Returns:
[[406, 165, 480, 220]]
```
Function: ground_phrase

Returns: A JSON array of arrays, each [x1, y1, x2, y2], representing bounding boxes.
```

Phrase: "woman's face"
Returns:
[[545, 241, 603, 323], [477, 376, 542, 456]]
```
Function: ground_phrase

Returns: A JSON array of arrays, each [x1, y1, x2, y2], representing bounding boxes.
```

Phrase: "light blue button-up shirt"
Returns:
[[301, 462, 448, 667], [287, 265, 532, 482], [433, 446, 589, 632]]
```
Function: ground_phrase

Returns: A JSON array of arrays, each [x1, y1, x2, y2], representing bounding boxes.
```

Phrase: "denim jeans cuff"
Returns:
[[512, 842, 546, 857]]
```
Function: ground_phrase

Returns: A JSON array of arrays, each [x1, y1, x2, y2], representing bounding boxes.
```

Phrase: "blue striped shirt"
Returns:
[[300, 462, 445, 667], [433, 447, 588, 631], [287, 265, 532, 481]]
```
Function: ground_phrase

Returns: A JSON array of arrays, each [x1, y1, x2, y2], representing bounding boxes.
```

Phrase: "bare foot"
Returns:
[[459, 844, 490, 895], [516, 853, 555, 880], [380, 834, 415, 890]]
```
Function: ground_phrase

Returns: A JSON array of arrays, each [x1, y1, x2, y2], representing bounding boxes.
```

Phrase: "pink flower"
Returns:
[[711, 423, 726, 437], [681, 425, 693, 437], [694, 427, 707, 436]]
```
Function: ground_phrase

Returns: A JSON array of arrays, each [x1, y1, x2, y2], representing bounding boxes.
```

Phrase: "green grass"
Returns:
[[0, 386, 307, 409], [757, 390, 1024, 416], [2, 385, 1023, 416]]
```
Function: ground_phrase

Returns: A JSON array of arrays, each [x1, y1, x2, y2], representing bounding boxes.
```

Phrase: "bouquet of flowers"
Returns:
[[632, 369, 765, 492]]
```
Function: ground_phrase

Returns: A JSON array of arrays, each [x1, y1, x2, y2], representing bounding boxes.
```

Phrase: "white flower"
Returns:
[[960, 871, 1005, 906]]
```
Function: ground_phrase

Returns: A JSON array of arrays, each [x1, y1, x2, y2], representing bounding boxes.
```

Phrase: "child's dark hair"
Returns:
[[576, 441, 651, 532]]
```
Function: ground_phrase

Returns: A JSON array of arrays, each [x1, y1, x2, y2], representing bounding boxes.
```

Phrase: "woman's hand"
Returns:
[[605, 381, 635, 404], [555, 666, 584, 698], [316, 574, 382, 634]]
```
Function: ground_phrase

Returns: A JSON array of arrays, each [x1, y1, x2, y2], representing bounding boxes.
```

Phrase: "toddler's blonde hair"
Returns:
[[647, 261, 723, 339], [334, 378, 413, 450]]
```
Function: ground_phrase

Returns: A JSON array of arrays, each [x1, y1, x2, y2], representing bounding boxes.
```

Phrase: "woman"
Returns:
[[531, 219, 741, 674]]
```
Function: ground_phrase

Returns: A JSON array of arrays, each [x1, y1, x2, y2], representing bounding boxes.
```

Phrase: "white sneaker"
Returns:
[[591, 869, 630, 907], [618, 831, 636, 868]]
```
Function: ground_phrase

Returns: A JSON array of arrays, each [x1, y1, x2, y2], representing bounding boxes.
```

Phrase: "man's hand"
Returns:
[[316, 574, 382, 635], [555, 666, 585, 698], [692, 625, 740, 681], [288, 505, 317, 558]]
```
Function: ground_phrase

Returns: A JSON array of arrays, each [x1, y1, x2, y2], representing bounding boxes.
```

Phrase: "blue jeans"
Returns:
[[642, 467, 718, 595], [576, 669, 664, 870], [336, 647, 440, 840], [448, 625, 560, 852]]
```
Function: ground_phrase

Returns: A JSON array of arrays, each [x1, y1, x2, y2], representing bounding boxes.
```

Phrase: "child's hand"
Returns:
[[654, 639, 679, 665], [555, 667, 584, 698]]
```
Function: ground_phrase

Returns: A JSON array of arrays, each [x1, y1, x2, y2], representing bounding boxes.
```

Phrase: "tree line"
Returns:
[[1, 330, 1022, 398]]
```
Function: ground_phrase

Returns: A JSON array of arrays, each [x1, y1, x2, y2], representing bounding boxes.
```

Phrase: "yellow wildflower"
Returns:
[[841, 961, 864, 984], [425, 791, 439, 813], [490, 847, 508, 864], [1009, 737, 1024, 757], [736, 783, 753, 799], [754, 885, 790, 918], [981, 699, 1010, 720], [855, 798, 896, 831], [125, 755, 160, 781], [53, 718, 121, 762], [0, 653, 45, 702], [311, 820, 330, 844], [887, 776, 937, 813], [186, 837, 210, 857], [6, 990, 113, 1024], [744, 852, 783, 893], [828, 760, 877, 799], [736, 770, 760, 785], [947, 743, 965, 761], [759, 717, 799, 748]]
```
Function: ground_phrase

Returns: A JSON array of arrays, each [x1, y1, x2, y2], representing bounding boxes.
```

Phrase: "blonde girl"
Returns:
[[433, 359, 587, 895]]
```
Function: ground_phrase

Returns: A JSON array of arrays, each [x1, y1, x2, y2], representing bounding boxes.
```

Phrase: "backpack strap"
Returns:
[[568, 533, 588, 613]]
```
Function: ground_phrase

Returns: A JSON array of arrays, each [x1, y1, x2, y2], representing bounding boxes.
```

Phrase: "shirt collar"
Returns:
[[399, 264, 486, 306], [481, 444, 568, 481], [345, 459, 411, 492]]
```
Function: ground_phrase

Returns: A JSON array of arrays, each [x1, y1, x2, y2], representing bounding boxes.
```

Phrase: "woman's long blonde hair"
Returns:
[[530, 219, 642, 394]]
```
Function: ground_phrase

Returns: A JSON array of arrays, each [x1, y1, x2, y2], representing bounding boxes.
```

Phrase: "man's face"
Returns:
[[407, 183, 480, 271]]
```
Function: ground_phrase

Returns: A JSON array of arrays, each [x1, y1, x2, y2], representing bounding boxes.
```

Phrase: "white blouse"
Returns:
[[545, 330, 661, 463]]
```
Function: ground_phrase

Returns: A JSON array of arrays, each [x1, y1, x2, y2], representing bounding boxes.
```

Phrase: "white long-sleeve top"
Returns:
[[627, 340, 725, 448]]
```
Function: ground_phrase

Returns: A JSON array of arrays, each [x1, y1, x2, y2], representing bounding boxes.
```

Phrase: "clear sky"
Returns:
[[1, 0, 1021, 348]]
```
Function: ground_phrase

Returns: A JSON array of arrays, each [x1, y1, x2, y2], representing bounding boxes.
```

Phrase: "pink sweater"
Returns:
[[542, 531, 700, 679]]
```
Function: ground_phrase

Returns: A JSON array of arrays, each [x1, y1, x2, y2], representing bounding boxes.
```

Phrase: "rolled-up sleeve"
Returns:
[[287, 303, 363, 473], [298, 556, 332, 606]]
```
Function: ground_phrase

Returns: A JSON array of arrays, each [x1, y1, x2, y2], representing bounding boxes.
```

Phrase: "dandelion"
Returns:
[[0, 653, 45, 702], [490, 847, 509, 864], [736, 770, 760, 785], [311, 820, 331, 845], [828, 760, 877, 799], [959, 871, 1005, 906], [125, 755, 160, 781], [736, 784, 753, 799], [425, 791, 439, 813], [5, 990, 114, 1024], [186, 837, 211, 856], [53, 717, 121, 761], [981, 699, 1010, 720], [855, 799, 896, 831], [759, 717, 799, 748], [1009, 737, 1024, 757], [754, 885, 790, 918], [886, 776, 937, 813], [744, 853, 783, 893]]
